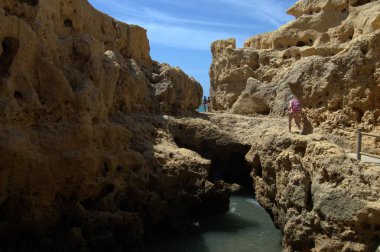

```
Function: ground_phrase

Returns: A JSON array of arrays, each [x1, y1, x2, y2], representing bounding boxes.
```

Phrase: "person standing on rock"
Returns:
[[288, 95, 302, 133], [207, 97, 211, 112], [203, 96, 207, 112]]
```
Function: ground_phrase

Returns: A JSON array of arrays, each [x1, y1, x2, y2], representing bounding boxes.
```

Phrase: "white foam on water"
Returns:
[[230, 202, 237, 213], [246, 198, 264, 208]]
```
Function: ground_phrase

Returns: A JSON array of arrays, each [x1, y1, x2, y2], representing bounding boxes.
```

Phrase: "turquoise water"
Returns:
[[147, 194, 282, 252], [198, 105, 207, 112]]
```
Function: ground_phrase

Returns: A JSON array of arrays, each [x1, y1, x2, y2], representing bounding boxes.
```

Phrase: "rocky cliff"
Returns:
[[168, 113, 380, 252], [208, 3, 380, 248], [210, 0, 380, 134], [0, 0, 228, 251], [2, 0, 380, 251]]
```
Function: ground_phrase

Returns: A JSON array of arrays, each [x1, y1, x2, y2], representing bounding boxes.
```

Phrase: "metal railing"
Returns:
[[356, 128, 380, 160]]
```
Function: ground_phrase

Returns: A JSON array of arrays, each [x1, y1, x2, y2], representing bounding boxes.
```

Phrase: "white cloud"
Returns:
[[215, 0, 294, 27], [118, 18, 248, 51], [94, 1, 142, 18], [141, 8, 256, 29], [90, 0, 294, 50], [94, 0, 259, 30]]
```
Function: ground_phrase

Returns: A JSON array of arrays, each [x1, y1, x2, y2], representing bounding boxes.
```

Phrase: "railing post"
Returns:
[[357, 128, 362, 161]]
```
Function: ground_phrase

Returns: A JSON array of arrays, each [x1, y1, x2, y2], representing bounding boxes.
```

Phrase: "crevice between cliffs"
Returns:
[[169, 121, 257, 218], [166, 114, 380, 252], [165, 114, 378, 252], [173, 133, 253, 193]]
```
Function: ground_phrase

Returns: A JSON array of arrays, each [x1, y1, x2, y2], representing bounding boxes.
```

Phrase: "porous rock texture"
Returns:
[[210, 0, 380, 136], [2, 0, 380, 252], [168, 113, 380, 252], [0, 0, 230, 251], [207, 0, 380, 250]]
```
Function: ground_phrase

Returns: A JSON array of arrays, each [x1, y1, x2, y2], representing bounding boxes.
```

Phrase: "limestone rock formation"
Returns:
[[168, 113, 380, 252], [210, 0, 380, 132], [0, 0, 215, 251], [0, 0, 202, 119], [2, 0, 380, 251], [192, 1, 380, 249]]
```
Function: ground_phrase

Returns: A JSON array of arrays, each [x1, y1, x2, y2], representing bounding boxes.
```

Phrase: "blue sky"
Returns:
[[88, 0, 297, 97]]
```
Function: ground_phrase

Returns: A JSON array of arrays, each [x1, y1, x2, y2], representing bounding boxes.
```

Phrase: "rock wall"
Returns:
[[208, 1, 380, 250], [0, 0, 218, 251], [248, 132, 380, 252], [168, 113, 380, 252], [210, 0, 380, 131], [0, 0, 202, 120], [2, 0, 379, 251]]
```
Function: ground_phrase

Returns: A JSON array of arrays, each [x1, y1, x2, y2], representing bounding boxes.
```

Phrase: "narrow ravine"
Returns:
[[146, 116, 283, 252], [146, 193, 282, 252]]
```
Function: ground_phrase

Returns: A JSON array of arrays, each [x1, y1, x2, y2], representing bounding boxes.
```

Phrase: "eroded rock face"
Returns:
[[207, 1, 380, 248], [248, 135, 380, 252], [210, 0, 380, 131], [0, 0, 215, 251], [168, 113, 380, 252], [0, 0, 202, 122]]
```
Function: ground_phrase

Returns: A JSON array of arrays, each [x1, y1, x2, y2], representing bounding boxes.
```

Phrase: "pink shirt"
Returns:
[[290, 99, 301, 113]]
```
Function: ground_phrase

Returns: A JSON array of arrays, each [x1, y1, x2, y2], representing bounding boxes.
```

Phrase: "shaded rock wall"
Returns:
[[210, 0, 380, 131], [0, 0, 218, 251]]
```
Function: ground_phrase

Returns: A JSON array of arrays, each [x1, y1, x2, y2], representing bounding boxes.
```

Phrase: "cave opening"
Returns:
[[353, 107, 364, 122], [174, 132, 253, 193], [13, 91, 22, 101], [351, 0, 371, 7], [256, 107, 271, 116], [296, 41, 306, 47], [208, 148, 253, 193], [17, 0, 38, 6], [64, 19, 73, 28], [0, 37, 20, 79], [181, 140, 255, 218]]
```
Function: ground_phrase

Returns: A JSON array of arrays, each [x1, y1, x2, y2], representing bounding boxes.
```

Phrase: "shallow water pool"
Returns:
[[146, 194, 282, 252]]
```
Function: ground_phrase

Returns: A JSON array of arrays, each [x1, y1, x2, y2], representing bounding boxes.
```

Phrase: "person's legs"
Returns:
[[294, 113, 302, 133], [288, 112, 294, 132]]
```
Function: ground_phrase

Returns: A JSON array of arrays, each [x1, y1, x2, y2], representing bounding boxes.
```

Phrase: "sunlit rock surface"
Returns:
[[210, 0, 380, 132]]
